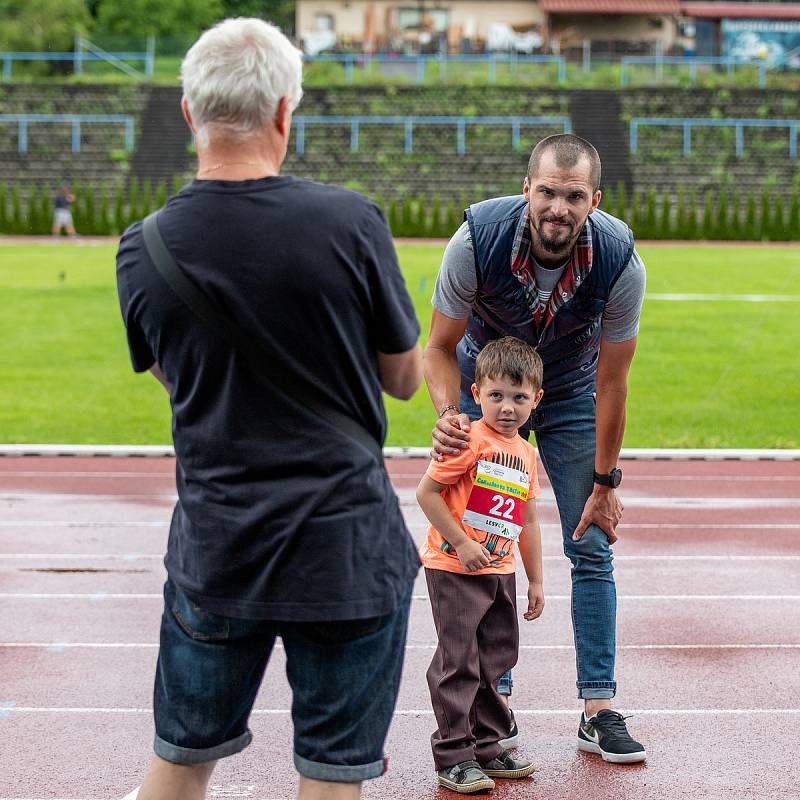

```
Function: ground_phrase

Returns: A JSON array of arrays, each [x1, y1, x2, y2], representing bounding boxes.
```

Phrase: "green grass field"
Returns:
[[1, 240, 798, 447]]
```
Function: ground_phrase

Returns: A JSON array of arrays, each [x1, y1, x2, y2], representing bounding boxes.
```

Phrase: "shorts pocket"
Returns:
[[171, 586, 230, 642]]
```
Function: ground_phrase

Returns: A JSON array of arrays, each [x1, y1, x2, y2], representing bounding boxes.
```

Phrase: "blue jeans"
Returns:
[[460, 390, 616, 700], [154, 578, 413, 780]]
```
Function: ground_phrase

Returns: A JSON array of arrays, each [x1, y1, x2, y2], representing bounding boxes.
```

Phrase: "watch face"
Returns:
[[610, 468, 622, 488]]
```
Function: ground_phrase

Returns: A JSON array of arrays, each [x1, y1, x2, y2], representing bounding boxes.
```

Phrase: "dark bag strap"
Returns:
[[141, 211, 384, 465]]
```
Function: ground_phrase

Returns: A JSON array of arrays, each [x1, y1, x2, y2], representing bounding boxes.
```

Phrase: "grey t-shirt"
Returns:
[[433, 220, 646, 342]]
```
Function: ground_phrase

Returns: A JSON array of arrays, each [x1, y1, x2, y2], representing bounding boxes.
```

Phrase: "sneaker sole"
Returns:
[[437, 776, 496, 793], [498, 732, 519, 750], [482, 763, 537, 779], [577, 739, 647, 764]]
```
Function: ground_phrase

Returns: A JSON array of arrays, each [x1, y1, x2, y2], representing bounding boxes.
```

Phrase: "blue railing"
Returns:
[[293, 115, 572, 156], [629, 117, 800, 159], [620, 56, 768, 88], [0, 49, 153, 81], [304, 54, 567, 85], [0, 114, 135, 154]]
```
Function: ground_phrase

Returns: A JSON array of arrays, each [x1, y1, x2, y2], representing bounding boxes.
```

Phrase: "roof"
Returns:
[[681, 3, 800, 19], [540, 0, 680, 13]]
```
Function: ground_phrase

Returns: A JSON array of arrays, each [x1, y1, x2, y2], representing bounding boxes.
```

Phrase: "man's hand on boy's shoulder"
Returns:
[[454, 538, 491, 572], [523, 582, 545, 621], [430, 411, 472, 462]]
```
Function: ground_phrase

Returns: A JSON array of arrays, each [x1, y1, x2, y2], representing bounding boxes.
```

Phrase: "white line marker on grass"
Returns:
[[647, 293, 800, 302]]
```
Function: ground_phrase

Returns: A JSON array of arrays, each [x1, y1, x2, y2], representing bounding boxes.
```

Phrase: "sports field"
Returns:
[[0, 239, 798, 448]]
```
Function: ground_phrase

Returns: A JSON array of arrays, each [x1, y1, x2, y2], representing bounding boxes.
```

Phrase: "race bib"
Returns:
[[462, 459, 529, 542]]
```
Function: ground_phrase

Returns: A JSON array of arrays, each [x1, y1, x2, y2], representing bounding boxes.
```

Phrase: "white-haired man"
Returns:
[[116, 18, 422, 800]]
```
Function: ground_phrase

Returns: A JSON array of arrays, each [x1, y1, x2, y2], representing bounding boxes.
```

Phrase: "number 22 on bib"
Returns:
[[462, 459, 529, 541]]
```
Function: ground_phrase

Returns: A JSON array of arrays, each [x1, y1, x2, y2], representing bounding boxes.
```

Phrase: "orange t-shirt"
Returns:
[[419, 419, 540, 576]]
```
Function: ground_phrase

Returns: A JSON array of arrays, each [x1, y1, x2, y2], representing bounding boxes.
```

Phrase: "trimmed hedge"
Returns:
[[3, 181, 800, 240]]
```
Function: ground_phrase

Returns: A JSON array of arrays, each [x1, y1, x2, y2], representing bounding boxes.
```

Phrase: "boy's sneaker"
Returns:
[[498, 710, 519, 750], [577, 710, 647, 764], [436, 761, 495, 794], [480, 750, 536, 779]]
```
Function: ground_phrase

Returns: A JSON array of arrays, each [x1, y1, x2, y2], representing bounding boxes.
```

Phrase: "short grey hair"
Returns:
[[181, 17, 303, 145]]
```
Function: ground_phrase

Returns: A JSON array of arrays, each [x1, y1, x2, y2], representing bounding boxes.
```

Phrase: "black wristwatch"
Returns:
[[593, 468, 622, 488]]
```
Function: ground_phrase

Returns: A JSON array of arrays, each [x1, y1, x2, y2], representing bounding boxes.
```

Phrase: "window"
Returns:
[[314, 13, 334, 31], [398, 7, 449, 33]]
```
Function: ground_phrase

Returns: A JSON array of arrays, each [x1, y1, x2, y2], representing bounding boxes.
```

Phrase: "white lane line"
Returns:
[[0, 494, 176, 501], [625, 523, 799, 529], [2, 521, 799, 531], [0, 472, 174, 478], [5, 471, 800, 481], [6, 492, 800, 507], [2, 553, 799, 562], [647, 293, 800, 302], [3, 446, 800, 460], [3, 706, 799, 716], [392, 474, 800, 482], [0, 554, 163, 560], [2, 642, 799, 651], [3, 593, 800, 601], [0, 522, 166, 527]]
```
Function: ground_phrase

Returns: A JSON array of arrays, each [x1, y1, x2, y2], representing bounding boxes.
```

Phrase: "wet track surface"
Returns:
[[2, 456, 799, 800]]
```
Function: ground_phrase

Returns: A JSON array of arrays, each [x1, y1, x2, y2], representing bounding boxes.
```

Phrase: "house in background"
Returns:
[[295, 0, 683, 55]]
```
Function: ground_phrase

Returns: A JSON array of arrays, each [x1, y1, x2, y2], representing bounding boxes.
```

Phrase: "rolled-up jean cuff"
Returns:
[[498, 676, 513, 696], [294, 752, 386, 783], [577, 682, 616, 700], [154, 729, 252, 764]]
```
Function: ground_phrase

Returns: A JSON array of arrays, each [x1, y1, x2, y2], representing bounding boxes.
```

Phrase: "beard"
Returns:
[[535, 217, 575, 254]]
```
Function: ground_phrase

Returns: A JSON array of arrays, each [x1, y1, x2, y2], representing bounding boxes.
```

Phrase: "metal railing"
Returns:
[[629, 117, 800, 159], [304, 53, 567, 85], [620, 56, 769, 88], [293, 115, 572, 156], [0, 114, 135, 154], [1, 36, 154, 81]]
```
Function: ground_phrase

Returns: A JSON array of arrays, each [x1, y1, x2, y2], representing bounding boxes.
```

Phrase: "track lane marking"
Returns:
[[3, 642, 800, 650], [5, 493, 800, 507], [2, 553, 799, 562], [3, 593, 800, 601], [3, 471, 799, 481], [2, 521, 799, 530], [4, 706, 800, 715]]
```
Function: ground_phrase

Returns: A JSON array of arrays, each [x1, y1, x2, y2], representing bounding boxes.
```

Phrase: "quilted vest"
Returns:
[[460, 195, 634, 402]]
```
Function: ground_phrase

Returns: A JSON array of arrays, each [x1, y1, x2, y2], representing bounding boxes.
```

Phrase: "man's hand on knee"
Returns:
[[572, 487, 623, 544]]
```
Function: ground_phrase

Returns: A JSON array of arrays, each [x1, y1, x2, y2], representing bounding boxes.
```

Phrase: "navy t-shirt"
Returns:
[[116, 176, 421, 621]]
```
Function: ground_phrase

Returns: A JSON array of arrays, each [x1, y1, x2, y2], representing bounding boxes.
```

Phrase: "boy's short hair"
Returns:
[[475, 337, 543, 390]]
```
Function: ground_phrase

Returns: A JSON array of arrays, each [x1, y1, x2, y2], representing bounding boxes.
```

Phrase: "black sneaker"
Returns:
[[577, 709, 646, 764], [480, 749, 536, 779], [436, 761, 495, 794], [498, 710, 519, 750]]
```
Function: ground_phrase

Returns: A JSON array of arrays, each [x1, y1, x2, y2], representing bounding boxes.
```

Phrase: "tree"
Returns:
[[0, 0, 90, 72], [715, 190, 729, 240], [788, 186, 800, 240], [675, 186, 686, 239], [223, 0, 295, 34], [95, 0, 223, 38], [644, 189, 656, 239], [701, 191, 713, 238], [659, 191, 672, 239]]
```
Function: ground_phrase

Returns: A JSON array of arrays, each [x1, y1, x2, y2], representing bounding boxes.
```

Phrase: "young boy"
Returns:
[[416, 336, 546, 794]]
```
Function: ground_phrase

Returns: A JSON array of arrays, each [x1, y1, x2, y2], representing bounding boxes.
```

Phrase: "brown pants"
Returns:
[[425, 568, 518, 769]]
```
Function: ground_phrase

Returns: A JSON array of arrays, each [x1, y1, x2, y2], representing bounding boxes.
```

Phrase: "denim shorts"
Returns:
[[153, 577, 413, 782]]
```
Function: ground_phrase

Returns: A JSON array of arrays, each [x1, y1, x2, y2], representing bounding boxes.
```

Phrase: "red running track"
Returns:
[[1, 456, 799, 800]]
